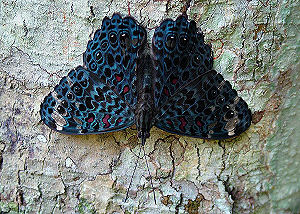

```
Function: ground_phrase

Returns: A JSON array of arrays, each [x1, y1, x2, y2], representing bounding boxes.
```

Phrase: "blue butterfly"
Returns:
[[40, 13, 252, 202], [40, 13, 251, 142]]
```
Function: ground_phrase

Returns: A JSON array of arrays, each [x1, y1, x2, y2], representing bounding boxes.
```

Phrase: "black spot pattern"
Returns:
[[155, 70, 252, 139], [152, 15, 214, 108], [40, 66, 134, 134], [83, 13, 146, 108]]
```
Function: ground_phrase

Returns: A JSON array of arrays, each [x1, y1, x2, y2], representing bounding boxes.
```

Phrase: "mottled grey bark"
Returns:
[[0, 0, 299, 213]]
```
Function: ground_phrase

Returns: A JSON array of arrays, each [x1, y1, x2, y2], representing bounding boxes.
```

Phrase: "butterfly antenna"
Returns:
[[142, 139, 157, 204], [124, 144, 142, 202]]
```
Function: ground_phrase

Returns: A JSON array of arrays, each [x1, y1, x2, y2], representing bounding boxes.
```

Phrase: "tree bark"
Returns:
[[0, 0, 299, 213]]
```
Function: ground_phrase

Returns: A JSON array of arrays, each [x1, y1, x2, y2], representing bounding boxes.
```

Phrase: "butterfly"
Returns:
[[40, 13, 251, 142], [40, 13, 252, 202]]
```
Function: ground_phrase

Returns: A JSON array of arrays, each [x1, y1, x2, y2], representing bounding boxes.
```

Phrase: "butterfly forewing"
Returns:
[[151, 15, 213, 109], [83, 13, 146, 109], [40, 66, 135, 134], [154, 70, 252, 139]]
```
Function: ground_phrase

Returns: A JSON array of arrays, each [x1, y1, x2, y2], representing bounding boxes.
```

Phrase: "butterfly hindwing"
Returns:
[[40, 66, 135, 134], [83, 13, 146, 108], [154, 70, 252, 139], [152, 15, 213, 109]]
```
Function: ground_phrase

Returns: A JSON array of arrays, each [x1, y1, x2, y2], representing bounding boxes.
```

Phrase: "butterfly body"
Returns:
[[134, 55, 155, 144], [40, 14, 251, 142]]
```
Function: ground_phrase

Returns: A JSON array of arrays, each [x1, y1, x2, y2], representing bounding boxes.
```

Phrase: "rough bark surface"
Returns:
[[0, 0, 299, 213]]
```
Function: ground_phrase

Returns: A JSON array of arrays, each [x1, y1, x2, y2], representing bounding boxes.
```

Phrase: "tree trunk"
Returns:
[[0, 0, 299, 213]]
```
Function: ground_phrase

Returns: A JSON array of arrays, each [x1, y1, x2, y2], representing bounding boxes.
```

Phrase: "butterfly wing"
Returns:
[[154, 70, 251, 139], [40, 66, 135, 134], [83, 13, 146, 108], [41, 14, 146, 134], [151, 15, 213, 109], [152, 16, 251, 139]]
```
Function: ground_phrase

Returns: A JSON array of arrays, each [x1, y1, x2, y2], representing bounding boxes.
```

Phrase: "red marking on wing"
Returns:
[[87, 117, 94, 123], [102, 114, 111, 128], [117, 117, 123, 123], [115, 74, 122, 82], [196, 120, 203, 127], [179, 117, 187, 131], [167, 119, 172, 125], [172, 78, 178, 84], [163, 87, 169, 96], [123, 86, 129, 94]]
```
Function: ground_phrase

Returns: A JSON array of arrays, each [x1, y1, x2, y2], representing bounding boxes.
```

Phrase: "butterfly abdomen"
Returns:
[[135, 55, 155, 143]]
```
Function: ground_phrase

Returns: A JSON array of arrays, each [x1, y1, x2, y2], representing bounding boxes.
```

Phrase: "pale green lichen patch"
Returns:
[[78, 198, 96, 214], [266, 75, 300, 212], [0, 201, 19, 213]]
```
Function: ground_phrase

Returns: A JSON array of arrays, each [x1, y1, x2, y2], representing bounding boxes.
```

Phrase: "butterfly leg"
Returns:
[[124, 145, 142, 202], [142, 144, 157, 204]]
